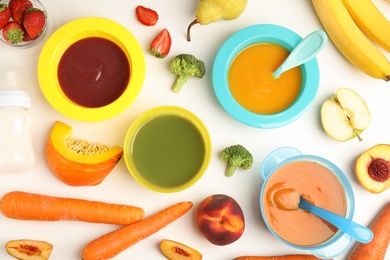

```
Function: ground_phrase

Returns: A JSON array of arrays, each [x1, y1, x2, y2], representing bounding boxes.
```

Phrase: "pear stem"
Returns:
[[187, 19, 198, 42]]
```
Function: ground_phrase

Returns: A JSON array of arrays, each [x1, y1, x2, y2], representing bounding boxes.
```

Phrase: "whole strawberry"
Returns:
[[2, 21, 24, 44], [9, 0, 32, 23], [23, 30, 33, 42], [23, 7, 45, 39], [0, 4, 11, 30]]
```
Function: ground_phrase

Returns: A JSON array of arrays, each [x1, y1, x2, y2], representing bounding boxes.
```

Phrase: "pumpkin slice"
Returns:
[[46, 121, 123, 186]]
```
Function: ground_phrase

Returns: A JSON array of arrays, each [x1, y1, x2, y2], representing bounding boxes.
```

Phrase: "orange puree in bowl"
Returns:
[[228, 43, 302, 114], [262, 161, 347, 246]]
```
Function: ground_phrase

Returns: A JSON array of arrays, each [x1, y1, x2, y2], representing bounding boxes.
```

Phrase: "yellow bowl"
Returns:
[[38, 17, 145, 121], [124, 106, 212, 193]]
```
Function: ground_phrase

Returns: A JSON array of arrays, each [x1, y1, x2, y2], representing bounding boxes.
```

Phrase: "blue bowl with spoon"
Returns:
[[259, 146, 372, 259], [212, 24, 325, 128]]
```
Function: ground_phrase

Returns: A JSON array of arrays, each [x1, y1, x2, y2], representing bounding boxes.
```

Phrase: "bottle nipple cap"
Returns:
[[0, 67, 31, 108]]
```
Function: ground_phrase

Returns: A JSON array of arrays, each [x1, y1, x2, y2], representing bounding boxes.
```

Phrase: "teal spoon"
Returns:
[[272, 30, 328, 78], [299, 196, 373, 243]]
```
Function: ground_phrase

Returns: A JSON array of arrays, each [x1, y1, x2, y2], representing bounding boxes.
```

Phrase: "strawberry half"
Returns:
[[149, 28, 171, 58], [136, 5, 158, 26], [9, 0, 33, 23], [2, 21, 24, 44], [0, 4, 11, 30], [23, 7, 45, 39]]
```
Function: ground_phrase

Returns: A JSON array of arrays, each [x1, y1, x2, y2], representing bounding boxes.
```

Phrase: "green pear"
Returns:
[[321, 88, 371, 142], [187, 0, 248, 41]]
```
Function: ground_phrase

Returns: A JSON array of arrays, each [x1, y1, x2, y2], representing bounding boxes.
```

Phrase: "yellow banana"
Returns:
[[341, 0, 390, 52], [312, 0, 390, 81]]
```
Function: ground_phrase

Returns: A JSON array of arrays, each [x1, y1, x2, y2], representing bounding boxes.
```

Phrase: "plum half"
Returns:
[[355, 144, 390, 193]]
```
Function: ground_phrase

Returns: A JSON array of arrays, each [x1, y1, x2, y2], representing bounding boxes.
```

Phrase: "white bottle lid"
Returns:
[[0, 67, 31, 109], [0, 90, 31, 108]]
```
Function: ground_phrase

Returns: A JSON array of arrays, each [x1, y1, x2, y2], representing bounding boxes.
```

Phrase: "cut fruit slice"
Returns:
[[6, 239, 53, 260], [355, 144, 390, 193], [160, 239, 202, 260], [321, 88, 370, 142]]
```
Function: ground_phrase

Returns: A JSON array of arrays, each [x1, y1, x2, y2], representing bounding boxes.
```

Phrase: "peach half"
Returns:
[[160, 239, 202, 260], [6, 239, 53, 260], [46, 121, 123, 186], [355, 144, 390, 193]]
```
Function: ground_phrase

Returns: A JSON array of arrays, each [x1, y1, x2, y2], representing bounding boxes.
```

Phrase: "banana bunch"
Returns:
[[312, 0, 390, 81]]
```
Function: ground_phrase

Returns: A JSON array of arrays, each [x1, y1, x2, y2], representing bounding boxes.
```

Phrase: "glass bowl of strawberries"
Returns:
[[0, 0, 47, 48]]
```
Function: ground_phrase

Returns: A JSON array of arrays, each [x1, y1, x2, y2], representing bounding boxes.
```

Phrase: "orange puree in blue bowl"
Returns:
[[229, 43, 302, 114], [213, 24, 320, 128], [259, 146, 355, 259]]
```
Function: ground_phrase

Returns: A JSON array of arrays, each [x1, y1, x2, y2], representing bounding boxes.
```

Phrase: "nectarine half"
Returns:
[[355, 144, 390, 193]]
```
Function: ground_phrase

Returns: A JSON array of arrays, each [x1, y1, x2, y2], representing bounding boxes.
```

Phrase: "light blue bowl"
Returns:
[[260, 147, 355, 259], [212, 24, 320, 128]]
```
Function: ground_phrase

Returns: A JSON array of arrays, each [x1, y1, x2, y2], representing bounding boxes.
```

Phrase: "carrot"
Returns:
[[348, 201, 390, 260], [81, 201, 193, 260], [233, 255, 323, 260], [0, 191, 144, 225]]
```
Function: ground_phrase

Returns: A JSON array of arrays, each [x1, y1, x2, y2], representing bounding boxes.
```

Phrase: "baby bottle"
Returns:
[[0, 67, 35, 172]]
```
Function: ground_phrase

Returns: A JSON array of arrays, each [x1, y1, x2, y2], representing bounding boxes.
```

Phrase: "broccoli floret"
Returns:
[[170, 54, 205, 93], [221, 144, 253, 177]]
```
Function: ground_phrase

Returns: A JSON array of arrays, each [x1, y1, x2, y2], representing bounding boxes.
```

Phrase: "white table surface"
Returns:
[[0, 0, 389, 259]]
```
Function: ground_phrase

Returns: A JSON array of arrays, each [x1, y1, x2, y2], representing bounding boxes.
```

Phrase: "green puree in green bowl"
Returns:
[[131, 114, 206, 188]]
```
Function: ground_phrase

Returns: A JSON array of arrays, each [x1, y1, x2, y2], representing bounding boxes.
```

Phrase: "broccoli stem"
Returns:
[[225, 164, 238, 177], [172, 75, 190, 93]]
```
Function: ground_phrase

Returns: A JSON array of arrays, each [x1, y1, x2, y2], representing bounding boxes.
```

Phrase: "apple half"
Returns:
[[321, 88, 371, 142], [355, 144, 390, 193]]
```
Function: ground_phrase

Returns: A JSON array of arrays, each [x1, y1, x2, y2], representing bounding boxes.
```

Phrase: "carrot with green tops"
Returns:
[[0, 191, 144, 225], [348, 201, 390, 260], [81, 201, 193, 260], [233, 255, 323, 260]]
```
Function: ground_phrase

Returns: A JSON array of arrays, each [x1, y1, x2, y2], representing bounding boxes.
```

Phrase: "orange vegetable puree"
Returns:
[[228, 43, 302, 114], [262, 161, 347, 246]]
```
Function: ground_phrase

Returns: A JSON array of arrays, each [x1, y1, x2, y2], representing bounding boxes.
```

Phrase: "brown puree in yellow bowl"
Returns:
[[58, 37, 130, 108], [262, 161, 347, 246]]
